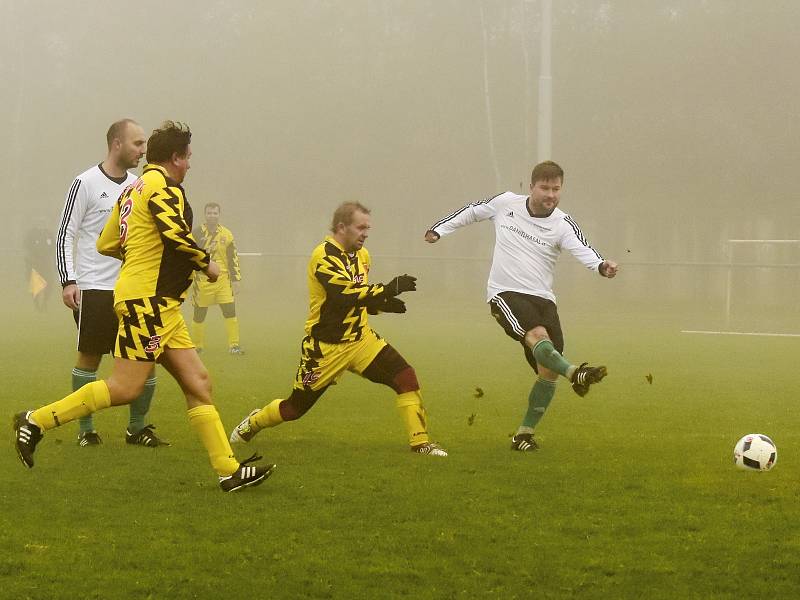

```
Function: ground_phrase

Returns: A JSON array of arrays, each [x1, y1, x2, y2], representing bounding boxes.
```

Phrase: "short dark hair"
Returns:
[[106, 119, 138, 149], [531, 160, 564, 185], [146, 121, 192, 163], [204, 202, 221, 212], [330, 202, 370, 233]]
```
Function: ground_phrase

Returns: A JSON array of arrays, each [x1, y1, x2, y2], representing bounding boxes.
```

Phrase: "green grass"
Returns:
[[1, 297, 798, 599]]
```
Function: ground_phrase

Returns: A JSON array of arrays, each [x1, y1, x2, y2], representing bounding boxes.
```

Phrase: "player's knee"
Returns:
[[107, 378, 145, 405], [524, 327, 549, 348], [193, 307, 208, 322], [220, 303, 236, 318], [194, 369, 213, 402], [393, 366, 420, 394], [363, 346, 416, 392]]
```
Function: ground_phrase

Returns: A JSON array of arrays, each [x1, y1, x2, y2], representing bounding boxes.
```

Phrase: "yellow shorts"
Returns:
[[293, 328, 387, 391], [114, 297, 194, 362], [192, 273, 233, 307]]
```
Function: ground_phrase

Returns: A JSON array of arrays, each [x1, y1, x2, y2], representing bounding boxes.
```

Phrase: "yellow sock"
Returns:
[[187, 405, 239, 476], [192, 320, 206, 350], [251, 399, 284, 431], [31, 381, 111, 431], [224, 317, 240, 348], [396, 391, 430, 447]]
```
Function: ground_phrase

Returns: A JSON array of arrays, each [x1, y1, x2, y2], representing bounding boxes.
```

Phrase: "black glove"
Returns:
[[368, 297, 406, 314], [385, 274, 417, 297], [382, 297, 407, 313]]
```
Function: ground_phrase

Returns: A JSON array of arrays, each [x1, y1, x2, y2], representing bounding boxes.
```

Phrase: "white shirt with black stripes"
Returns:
[[429, 191, 604, 303], [56, 164, 137, 290]]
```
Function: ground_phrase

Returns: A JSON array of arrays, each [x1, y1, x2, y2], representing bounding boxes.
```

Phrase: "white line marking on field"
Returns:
[[681, 330, 800, 338]]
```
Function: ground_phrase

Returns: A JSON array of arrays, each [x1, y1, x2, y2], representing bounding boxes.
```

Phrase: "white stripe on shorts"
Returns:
[[75, 301, 84, 352], [490, 295, 526, 338]]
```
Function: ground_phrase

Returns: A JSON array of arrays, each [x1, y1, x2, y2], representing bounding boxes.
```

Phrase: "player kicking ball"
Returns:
[[425, 161, 618, 451], [230, 202, 447, 457]]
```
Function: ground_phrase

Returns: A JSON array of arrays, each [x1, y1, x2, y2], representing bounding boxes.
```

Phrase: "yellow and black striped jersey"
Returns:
[[97, 163, 209, 302], [305, 236, 390, 343], [193, 223, 241, 281]]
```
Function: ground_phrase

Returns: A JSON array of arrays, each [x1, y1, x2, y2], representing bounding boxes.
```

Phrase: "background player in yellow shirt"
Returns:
[[13, 121, 275, 492], [191, 203, 244, 354], [230, 202, 447, 456]]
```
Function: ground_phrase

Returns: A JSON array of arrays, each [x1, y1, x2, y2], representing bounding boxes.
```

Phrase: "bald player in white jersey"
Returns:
[[56, 119, 166, 448], [425, 160, 618, 452]]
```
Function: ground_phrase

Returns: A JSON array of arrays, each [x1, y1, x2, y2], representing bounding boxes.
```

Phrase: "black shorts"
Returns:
[[72, 289, 118, 355], [489, 291, 564, 373]]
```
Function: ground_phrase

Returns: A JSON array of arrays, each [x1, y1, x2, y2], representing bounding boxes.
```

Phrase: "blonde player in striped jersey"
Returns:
[[191, 202, 244, 354], [230, 202, 447, 456], [13, 121, 275, 492]]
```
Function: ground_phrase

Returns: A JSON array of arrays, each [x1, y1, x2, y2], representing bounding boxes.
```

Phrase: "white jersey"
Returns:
[[56, 164, 137, 290], [429, 191, 604, 303]]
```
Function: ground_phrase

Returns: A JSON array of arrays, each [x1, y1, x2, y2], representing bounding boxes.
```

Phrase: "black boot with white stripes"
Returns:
[[570, 363, 608, 397], [13, 411, 43, 468], [219, 454, 276, 492], [510, 433, 539, 451], [126, 424, 170, 447]]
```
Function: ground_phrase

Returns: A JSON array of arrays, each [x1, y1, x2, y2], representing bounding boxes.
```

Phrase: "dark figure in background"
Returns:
[[25, 224, 54, 311]]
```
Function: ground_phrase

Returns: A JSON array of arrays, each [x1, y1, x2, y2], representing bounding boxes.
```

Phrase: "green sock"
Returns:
[[72, 367, 97, 433], [128, 376, 157, 434], [532, 339, 573, 378], [521, 377, 557, 429]]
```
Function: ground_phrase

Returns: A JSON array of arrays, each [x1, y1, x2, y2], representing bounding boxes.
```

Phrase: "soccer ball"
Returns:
[[733, 434, 777, 471]]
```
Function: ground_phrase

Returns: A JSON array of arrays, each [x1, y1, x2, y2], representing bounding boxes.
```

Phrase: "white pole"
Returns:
[[724, 242, 733, 328], [537, 0, 553, 162]]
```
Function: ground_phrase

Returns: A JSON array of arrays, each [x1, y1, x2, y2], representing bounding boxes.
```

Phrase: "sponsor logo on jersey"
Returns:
[[144, 335, 162, 353], [301, 371, 321, 385], [99, 192, 109, 199], [506, 211, 514, 217], [500, 224, 548, 247]]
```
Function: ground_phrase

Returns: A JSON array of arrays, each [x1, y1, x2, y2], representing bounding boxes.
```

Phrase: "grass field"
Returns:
[[1, 290, 798, 599]]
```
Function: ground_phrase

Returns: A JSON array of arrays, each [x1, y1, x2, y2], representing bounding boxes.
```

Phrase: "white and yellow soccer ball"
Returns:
[[733, 434, 777, 471]]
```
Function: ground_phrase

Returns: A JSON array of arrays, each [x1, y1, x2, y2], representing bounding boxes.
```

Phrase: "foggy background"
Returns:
[[2, 0, 798, 336]]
